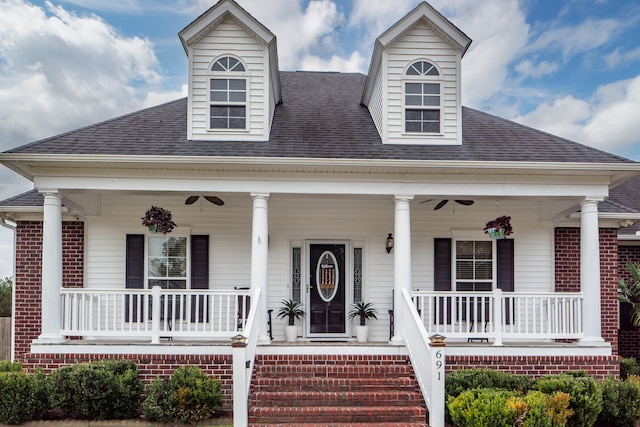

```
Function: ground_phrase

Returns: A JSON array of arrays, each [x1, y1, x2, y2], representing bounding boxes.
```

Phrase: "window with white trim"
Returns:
[[209, 56, 247, 130], [148, 236, 187, 289], [404, 60, 441, 134], [454, 240, 493, 292]]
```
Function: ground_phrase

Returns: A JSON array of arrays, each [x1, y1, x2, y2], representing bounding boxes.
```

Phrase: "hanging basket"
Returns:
[[486, 227, 506, 240], [484, 215, 512, 238], [141, 206, 176, 234]]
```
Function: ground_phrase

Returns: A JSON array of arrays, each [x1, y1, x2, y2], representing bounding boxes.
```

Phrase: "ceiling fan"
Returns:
[[420, 199, 474, 210], [185, 196, 225, 206]]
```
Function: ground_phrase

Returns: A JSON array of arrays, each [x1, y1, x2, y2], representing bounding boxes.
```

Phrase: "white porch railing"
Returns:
[[60, 286, 251, 343], [413, 289, 584, 345], [232, 288, 261, 427], [402, 288, 445, 427]]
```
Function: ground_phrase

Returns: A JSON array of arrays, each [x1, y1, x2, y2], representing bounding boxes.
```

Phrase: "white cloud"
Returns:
[[0, 0, 179, 148], [605, 46, 640, 69], [299, 51, 365, 73], [515, 76, 640, 152], [527, 18, 621, 60], [515, 59, 559, 79]]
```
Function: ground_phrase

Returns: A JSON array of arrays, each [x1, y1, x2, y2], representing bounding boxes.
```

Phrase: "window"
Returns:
[[353, 247, 363, 302], [455, 240, 493, 292], [210, 56, 247, 129], [404, 60, 441, 134], [291, 247, 302, 303], [148, 236, 187, 290]]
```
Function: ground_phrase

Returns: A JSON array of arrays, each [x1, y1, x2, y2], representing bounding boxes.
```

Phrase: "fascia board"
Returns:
[[376, 2, 471, 55], [179, 0, 275, 54], [3, 153, 640, 176]]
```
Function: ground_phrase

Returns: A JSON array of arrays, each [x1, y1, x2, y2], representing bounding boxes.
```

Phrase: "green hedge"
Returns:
[[597, 375, 640, 427], [142, 366, 222, 424], [533, 373, 602, 427], [49, 360, 143, 420], [0, 368, 49, 424]]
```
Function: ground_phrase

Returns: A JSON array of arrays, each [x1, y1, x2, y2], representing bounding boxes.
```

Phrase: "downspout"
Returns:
[[0, 215, 17, 362]]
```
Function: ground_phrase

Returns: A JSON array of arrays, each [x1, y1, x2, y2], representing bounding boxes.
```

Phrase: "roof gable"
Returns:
[[179, 0, 281, 105]]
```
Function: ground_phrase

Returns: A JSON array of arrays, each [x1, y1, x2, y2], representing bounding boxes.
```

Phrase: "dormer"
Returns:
[[361, 2, 471, 145], [179, 0, 281, 142]]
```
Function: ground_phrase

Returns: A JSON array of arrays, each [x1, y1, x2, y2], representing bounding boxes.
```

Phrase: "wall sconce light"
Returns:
[[385, 233, 394, 253]]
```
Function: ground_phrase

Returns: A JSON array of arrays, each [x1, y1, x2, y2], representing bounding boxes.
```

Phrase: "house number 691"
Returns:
[[435, 350, 443, 381]]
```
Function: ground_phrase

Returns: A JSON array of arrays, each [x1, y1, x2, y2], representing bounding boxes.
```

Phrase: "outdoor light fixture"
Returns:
[[385, 233, 394, 253]]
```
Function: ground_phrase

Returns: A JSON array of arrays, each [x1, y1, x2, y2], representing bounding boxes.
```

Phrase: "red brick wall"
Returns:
[[619, 245, 640, 358], [13, 221, 84, 359], [22, 353, 233, 410], [554, 227, 619, 354], [447, 355, 620, 380]]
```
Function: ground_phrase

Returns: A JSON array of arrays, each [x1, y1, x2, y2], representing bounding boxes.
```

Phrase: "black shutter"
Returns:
[[191, 235, 209, 322], [497, 239, 514, 292], [497, 238, 515, 324], [434, 238, 452, 324], [125, 234, 145, 321], [434, 238, 452, 291]]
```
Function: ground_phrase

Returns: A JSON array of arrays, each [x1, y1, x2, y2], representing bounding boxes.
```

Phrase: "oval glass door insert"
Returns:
[[316, 251, 339, 302]]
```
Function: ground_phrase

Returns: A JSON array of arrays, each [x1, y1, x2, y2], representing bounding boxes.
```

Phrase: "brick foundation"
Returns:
[[22, 353, 234, 410], [554, 227, 619, 354], [447, 355, 620, 380]]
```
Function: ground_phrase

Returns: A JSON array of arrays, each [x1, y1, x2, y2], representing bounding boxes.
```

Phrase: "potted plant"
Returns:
[[277, 299, 305, 342], [141, 206, 177, 234], [483, 215, 513, 239], [348, 301, 378, 342]]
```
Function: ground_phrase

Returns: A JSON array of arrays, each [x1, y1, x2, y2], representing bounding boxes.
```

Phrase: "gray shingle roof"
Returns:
[[5, 71, 634, 164], [0, 190, 43, 207]]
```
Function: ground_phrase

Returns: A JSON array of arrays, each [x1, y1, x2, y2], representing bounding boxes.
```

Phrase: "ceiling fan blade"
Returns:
[[204, 196, 225, 206], [434, 200, 449, 210], [185, 196, 200, 205], [419, 199, 435, 204], [454, 200, 475, 206]]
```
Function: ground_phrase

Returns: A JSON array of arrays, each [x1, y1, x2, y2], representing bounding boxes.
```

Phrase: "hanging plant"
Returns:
[[141, 206, 176, 234], [483, 215, 513, 239]]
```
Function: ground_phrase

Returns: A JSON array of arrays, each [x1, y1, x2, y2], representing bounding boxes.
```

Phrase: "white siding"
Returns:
[[84, 194, 554, 342], [385, 21, 461, 145], [367, 65, 385, 137], [189, 17, 269, 141]]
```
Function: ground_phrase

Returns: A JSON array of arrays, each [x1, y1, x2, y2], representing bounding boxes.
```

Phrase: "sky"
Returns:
[[1, 0, 640, 278]]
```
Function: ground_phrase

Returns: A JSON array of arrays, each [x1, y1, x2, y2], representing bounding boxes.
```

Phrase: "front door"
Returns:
[[308, 243, 347, 335]]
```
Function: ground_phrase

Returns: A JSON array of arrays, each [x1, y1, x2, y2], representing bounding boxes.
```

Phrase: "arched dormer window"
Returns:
[[209, 56, 247, 129], [404, 60, 441, 134]]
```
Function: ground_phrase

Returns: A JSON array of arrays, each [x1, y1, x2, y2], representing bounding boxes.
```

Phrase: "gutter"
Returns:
[[0, 215, 16, 362]]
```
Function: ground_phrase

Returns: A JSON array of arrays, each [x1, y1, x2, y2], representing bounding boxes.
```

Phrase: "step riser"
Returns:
[[248, 407, 426, 424], [252, 377, 418, 392], [252, 391, 422, 407]]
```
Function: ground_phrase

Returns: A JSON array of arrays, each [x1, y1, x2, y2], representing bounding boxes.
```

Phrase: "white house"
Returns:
[[2, 1, 640, 425]]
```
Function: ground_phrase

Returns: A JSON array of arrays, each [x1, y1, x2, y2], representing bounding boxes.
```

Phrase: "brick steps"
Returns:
[[253, 390, 423, 407], [256, 424, 426, 427], [248, 354, 428, 426]]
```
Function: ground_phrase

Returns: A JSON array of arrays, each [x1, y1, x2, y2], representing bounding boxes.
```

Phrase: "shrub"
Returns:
[[49, 360, 142, 420], [597, 376, 640, 427], [0, 368, 49, 424], [620, 357, 640, 379], [533, 374, 602, 427], [446, 368, 532, 399], [142, 366, 222, 424], [510, 391, 572, 427], [448, 388, 518, 427], [0, 361, 23, 373]]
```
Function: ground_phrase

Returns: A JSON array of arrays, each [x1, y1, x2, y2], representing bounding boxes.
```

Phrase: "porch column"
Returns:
[[391, 194, 414, 345], [251, 193, 270, 344], [37, 191, 65, 343], [579, 197, 605, 344]]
